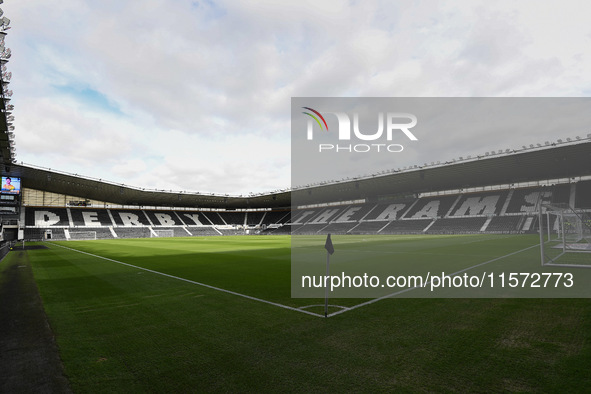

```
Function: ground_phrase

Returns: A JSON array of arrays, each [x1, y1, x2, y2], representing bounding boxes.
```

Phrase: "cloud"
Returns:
[[4, 0, 591, 194]]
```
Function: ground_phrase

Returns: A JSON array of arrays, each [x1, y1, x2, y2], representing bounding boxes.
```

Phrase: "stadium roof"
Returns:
[[10, 139, 591, 210], [293, 139, 591, 206]]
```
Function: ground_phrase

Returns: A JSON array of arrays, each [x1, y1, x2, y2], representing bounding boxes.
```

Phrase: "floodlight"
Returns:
[[529, 144, 534, 148], [1, 17, 9, 28], [576, 136, 581, 140], [2, 71, 10, 81], [522, 145, 526, 149], [0, 9, 3, 19], [545, 141, 550, 145], [536, 143, 541, 147], [567, 137, 572, 142], [6, 115, 13, 121], [557, 139, 563, 143]]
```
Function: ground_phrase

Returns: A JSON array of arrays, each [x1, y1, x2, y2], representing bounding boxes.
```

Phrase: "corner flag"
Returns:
[[325, 233, 335, 255]]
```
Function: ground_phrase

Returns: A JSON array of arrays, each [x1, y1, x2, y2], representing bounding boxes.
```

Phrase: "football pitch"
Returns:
[[6, 234, 591, 391]]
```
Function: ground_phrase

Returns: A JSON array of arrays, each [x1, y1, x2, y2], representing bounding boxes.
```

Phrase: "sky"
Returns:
[[3, 0, 591, 195]]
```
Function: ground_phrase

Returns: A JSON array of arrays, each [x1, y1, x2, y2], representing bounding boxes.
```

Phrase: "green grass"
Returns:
[[10, 234, 591, 392]]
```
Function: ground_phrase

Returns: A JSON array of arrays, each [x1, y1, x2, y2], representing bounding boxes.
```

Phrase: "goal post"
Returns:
[[539, 204, 591, 268], [151, 229, 175, 238], [69, 231, 97, 241]]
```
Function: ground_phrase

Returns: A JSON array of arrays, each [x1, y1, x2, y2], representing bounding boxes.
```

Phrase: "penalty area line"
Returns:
[[328, 243, 540, 318], [48, 242, 324, 318]]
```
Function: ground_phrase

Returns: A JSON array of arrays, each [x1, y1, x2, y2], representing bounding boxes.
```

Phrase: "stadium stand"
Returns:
[[20, 180, 591, 240], [69, 208, 114, 227], [187, 227, 221, 236], [427, 217, 488, 234], [504, 187, 552, 214], [246, 211, 265, 226], [403, 195, 457, 219], [261, 210, 290, 225], [113, 227, 152, 239], [576, 180, 591, 209], [380, 219, 433, 234], [448, 190, 508, 216], [110, 209, 152, 227], [25, 207, 70, 227], [69, 228, 114, 240], [200, 212, 225, 225], [485, 216, 524, 233], [144, 211, 185, 226], [363, 203, 409, 221], [218, 211, 246, 226]]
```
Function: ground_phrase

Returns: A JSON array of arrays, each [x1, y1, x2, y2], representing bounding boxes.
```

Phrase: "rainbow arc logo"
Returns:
[[302, 107, 328, 132]]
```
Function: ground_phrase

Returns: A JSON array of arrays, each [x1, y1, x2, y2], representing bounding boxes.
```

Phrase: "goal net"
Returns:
[[152, 229, 175, 238], [539, 204, 591, 267], [69, 231, 97, 241]]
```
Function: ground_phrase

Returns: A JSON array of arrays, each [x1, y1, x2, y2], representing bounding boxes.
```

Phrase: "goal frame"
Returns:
[[151, 229, 175, 238], [539, 204, 591, 268]]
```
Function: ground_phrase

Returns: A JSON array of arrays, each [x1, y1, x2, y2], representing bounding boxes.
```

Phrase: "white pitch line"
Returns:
[[48, 242, 324, 318], [328, 243, 540, 318]]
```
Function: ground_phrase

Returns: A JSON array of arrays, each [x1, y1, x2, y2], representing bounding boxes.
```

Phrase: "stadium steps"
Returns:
[[480, 217, 493, 232], [499, 189, 514, 215], [423, 219, 436, 232], [66, 208, 74, 227], [347, 222, 361, 234], [522, 216, 534, 231], [109, 226, 118, 238], [400, 199, 419, 219], [377, 221, 391, 233], [445, 195, 463, 217], [142, 210, 155, 226]]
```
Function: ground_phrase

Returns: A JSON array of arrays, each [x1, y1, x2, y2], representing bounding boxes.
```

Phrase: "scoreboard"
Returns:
[[0, 176, 21, 214]]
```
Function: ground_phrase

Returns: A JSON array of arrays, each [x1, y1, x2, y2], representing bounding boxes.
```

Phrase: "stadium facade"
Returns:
[[1, 138, 589, 243]]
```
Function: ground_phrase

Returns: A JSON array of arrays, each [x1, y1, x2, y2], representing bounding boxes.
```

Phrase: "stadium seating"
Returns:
[[380, 219, 433, 234], [21, 182, 589, 241], [427, 217, 487, 234], [261, 210, 290, 225], [69, 208, 114, 227], [485, 216, 524, 233], [576, 180, 591, 209]]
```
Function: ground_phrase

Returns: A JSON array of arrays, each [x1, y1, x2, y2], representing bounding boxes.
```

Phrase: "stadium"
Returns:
[[2, 2, 591, 393]]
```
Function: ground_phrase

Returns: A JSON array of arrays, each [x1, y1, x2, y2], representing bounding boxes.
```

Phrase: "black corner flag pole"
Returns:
[[324, 233, 335, 318]]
